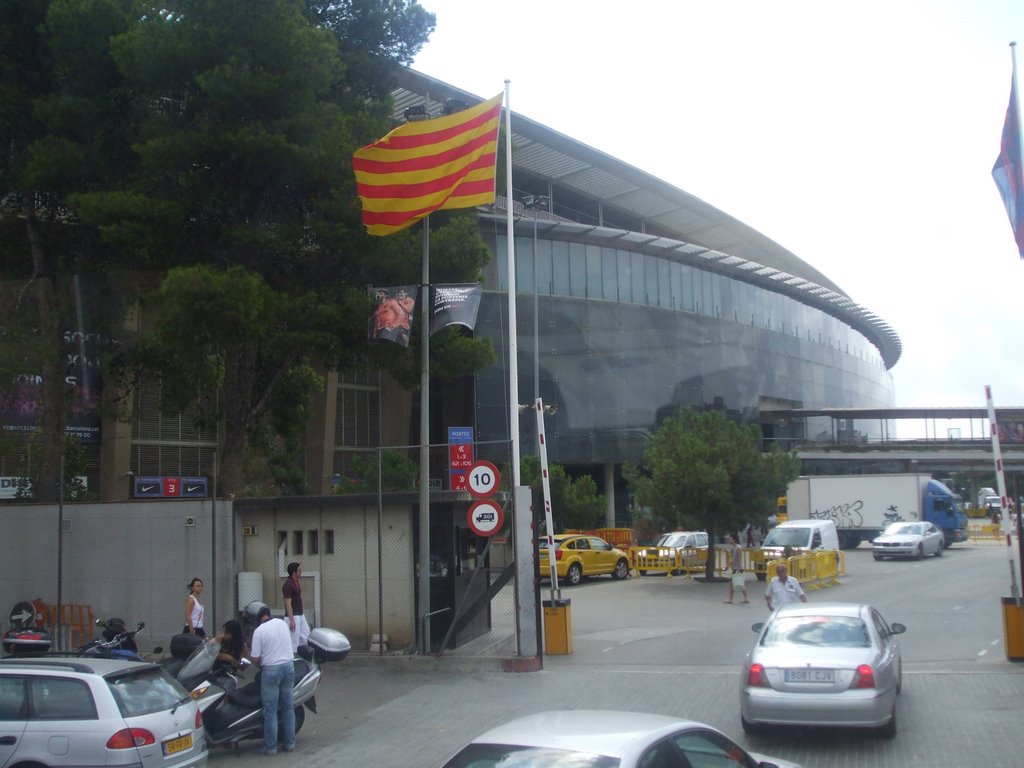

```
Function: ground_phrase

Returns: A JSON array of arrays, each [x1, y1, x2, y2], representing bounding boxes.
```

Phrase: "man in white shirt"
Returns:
[[250, 605, 295, 755], [764, 564, 808, 611]]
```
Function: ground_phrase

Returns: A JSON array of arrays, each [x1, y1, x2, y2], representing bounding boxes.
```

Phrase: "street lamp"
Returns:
[[521, 195, 548, 403]]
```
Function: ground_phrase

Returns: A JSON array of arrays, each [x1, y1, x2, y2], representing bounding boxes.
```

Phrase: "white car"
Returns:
[[439, 710, 800, 767], [871, 521, 944, 560]]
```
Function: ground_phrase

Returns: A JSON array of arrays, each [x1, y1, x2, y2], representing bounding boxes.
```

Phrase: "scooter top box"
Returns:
[[170, 632, 204, 659], [2, 628, 52, 655], [307, 627, 351, 662]]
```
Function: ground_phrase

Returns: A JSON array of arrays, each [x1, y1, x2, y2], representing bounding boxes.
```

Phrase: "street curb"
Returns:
[[341, 651, 543, 673]]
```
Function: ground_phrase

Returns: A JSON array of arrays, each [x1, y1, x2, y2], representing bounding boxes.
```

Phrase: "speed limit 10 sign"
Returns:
[[466, 460, 500, 498]]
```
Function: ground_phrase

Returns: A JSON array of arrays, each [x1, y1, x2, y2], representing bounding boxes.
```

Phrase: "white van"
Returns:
[[757, 520, 839, 580]]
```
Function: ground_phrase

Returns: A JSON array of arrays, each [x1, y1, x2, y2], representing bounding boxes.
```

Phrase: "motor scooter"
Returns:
[[175, 627, 350, 753], [77, 618, 157, 660]]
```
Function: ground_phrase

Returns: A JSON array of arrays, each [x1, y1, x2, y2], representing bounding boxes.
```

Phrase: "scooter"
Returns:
[[78, 618, 156, 660], [175, 627, 350, 753]]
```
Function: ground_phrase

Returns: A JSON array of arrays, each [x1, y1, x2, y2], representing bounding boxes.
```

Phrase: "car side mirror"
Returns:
[[890, 623, 906, 635], [752, 622, 764, 633]]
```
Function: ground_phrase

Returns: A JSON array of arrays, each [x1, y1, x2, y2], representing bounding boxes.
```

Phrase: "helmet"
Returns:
[[243, 601, 270, 630]]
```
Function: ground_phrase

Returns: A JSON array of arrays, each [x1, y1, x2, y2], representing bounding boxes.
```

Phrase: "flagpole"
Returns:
[[418, 215, 431, 653], [505, 80, 521, 488]]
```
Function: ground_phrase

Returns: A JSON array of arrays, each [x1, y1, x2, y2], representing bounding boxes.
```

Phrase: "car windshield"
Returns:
[[107, 667, 190, 717], [762, 527, 809, 547], [761, 615, 871, 648], [885, 523, 921, 535], [658, 533, 686, 547], [442, 744, 619, 767]]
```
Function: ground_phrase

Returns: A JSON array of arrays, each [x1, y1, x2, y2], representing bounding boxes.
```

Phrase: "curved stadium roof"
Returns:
[[389, 68, 902, 369]]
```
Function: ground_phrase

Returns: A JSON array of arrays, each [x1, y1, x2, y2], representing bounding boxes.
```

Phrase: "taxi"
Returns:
[[538, 534, 630, 586]]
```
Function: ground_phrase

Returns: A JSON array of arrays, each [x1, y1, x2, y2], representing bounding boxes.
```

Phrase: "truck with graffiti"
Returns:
[[785, 474, 969, 550]]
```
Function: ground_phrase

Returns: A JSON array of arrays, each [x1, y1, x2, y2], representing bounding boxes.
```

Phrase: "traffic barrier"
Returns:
[[630, 546, 684, 576], [969, 524, 1004, 542]]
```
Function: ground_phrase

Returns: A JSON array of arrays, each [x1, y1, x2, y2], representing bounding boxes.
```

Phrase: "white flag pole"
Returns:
[[504, 80, 521, 488]]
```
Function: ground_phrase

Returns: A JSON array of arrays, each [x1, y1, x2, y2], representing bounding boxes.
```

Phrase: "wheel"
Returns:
[[612, 558, 629, 579], [566, 563, 583, 586], [740, 715, 759, 735], [896, 662, 903, 694], [873, 554, 882, 561], [294, 704, 305, 734], [877, 707, 897, 739], [755, 572, 766, 582], [638, 570, 648, 576], [916, 545, 923, 560]]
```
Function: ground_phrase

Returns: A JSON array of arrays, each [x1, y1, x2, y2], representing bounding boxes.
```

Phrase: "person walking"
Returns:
[[723, 534, 749, 604], [282, 562, 309, 652], [250, 605, 295, 755], [764, 563, 807, 611], [183, 577, 206, 637]]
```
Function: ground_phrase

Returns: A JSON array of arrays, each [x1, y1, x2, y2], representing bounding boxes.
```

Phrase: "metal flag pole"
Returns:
[[504, 80, 521, 488], [535, 398, 560, 601], [418, 215, 431, 652], [985, 385, 1019, 603]]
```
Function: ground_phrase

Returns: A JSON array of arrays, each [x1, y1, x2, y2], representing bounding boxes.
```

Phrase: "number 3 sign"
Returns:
[[466, 461, 500, 499]]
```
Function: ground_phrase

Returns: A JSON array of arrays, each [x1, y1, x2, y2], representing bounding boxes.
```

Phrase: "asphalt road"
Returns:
[[209, 539, 1024, 767]]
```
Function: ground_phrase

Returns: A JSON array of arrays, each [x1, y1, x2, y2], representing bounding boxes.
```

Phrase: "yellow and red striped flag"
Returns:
[[352, 94, 503, 236]]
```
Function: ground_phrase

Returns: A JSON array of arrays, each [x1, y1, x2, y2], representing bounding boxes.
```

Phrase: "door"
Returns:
[[0, 675, 27, 768]]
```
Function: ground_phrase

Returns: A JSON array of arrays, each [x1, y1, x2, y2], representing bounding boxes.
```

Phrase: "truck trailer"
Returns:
[[785, 474, 969, 550]]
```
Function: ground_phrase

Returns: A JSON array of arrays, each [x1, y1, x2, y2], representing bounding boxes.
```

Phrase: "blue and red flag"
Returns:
[[992, 75, 1024, 259]]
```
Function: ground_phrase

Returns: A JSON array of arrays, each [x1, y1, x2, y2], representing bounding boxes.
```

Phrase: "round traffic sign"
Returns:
[[9, 601, 36, 629], [466, 460, 501, 498], [468, 500, 504, 536]]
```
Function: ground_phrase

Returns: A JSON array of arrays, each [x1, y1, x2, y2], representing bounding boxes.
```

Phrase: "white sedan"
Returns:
[[439, 710, 800, 767], [871, 521, 945, 560]]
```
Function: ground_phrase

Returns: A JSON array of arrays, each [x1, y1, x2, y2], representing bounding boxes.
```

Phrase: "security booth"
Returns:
[[426, 493, 510, 652]]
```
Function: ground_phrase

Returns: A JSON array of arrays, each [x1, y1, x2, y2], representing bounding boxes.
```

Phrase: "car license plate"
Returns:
[[163, 734, 192, 756], [785, 668, 835, 683]]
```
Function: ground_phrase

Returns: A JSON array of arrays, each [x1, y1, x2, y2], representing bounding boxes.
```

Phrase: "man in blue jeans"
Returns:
[[250, 605, 295, 755]]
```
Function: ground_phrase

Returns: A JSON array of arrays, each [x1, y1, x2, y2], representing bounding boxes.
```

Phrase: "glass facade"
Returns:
[[474, 233, 895, 467]]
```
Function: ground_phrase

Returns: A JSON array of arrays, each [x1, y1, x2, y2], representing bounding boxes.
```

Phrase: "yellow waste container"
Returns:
[[1001, 597, 1024, 661], [542, 598, 573, 655]]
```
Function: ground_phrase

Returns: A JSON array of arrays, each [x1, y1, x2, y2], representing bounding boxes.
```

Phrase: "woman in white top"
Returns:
[[184, 577, 206, 637]]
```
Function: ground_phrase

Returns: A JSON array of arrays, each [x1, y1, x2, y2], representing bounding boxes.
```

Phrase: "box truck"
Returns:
[[785, 474, 969, 550]]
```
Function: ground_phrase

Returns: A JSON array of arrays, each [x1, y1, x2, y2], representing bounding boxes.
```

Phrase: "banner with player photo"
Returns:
[[368, 285, 417, 348]]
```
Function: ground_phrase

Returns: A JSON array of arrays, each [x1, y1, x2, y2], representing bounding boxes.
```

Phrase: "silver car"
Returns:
[[872, 521, 945, 560], [440, 710, 800, 767], [740, 603, 905, 738], [0, 656, 206, 768]]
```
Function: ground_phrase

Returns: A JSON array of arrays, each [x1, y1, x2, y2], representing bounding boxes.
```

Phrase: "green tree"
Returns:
[[519, 455, 607, 532], [624, 409, 799, 579], [0, 0, 137, 500]]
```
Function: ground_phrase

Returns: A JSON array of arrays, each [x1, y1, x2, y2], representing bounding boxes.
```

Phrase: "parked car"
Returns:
[[538, 534, 630, 586], [0, 655, 207, 768], [635, 530, 709, 575], [439, 710, 801, 767], [740, 602, 905, 738], [871, 521, 945, 560]]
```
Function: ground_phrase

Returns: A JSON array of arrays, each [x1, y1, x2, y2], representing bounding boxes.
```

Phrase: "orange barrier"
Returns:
[[44, 604, 95, 649]]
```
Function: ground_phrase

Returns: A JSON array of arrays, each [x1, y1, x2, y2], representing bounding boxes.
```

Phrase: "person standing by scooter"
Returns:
[[250, 605, 295, 755], [183, 577, 206, 637], [282, 562, 309, 652]]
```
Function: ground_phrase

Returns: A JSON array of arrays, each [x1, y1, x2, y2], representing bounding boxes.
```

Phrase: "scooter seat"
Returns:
[[227, 678, 262, 709]]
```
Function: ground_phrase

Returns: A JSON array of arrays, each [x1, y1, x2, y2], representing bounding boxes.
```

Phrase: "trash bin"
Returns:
[[542, 598, 572, 655], [1001, 597, 1024, 661]]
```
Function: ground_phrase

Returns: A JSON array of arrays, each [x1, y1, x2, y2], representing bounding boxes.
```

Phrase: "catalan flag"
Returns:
[[352, 94, 503, 236], [992, 73, 1024, 259]]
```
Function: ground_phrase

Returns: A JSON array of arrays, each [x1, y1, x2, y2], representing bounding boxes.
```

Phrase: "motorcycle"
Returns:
[[175, 626, 350, 753], [77, 618, 157, 660]]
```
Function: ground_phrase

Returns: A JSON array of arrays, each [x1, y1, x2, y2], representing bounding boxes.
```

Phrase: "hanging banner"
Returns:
[[430, 283, 482, 337], [368, 285, 417, 347]]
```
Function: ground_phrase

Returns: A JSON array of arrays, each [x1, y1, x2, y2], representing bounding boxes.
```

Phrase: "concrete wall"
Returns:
[[0, 499, 235, 650]]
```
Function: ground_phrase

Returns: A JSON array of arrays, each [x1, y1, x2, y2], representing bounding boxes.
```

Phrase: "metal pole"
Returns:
[[418, 217, 431, 653], [377, 448, 385, 655], [533, 210, 539, 402], [56, 454, 64, 650], [504, 81, 521, 488]]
